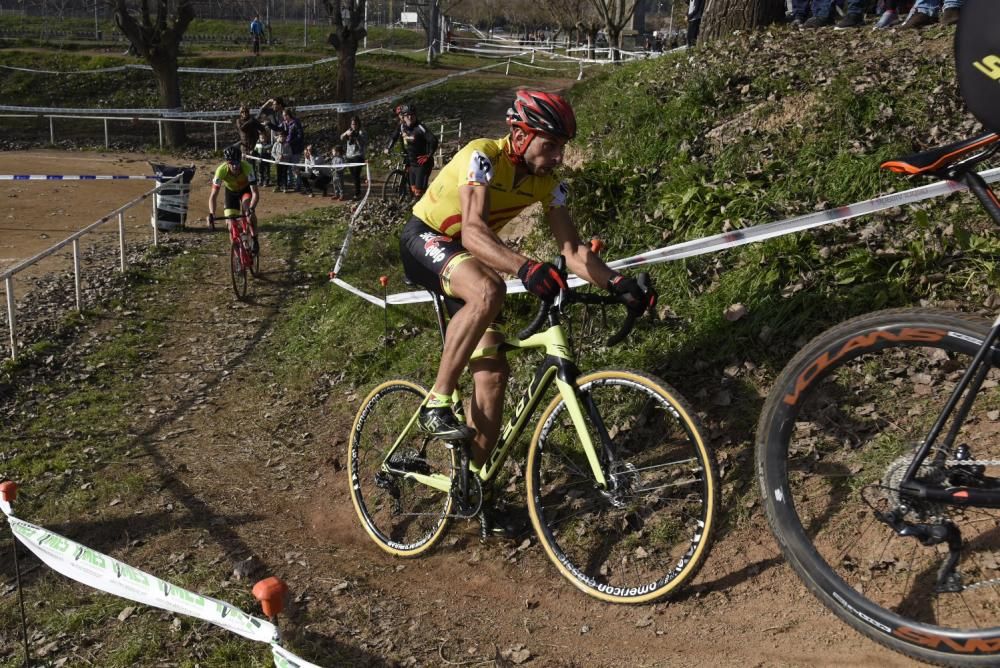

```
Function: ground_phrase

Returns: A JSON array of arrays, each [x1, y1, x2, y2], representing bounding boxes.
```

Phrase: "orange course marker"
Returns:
[[252, 577, 289, 618], [0, 480, 17, 503]]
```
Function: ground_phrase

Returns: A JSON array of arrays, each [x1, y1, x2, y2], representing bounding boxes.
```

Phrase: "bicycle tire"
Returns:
[[348, 379, 456, 556], [381, 169, 408, 201], [230, 241, 247, 299], [756, 308, 1000, 666], [526, 369, 718, 604]]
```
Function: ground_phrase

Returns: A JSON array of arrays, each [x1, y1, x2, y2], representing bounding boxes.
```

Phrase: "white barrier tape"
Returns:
[[330, 164, 372, 277], [449, 45, 531, 58], [507, 59, 563, 72], [0, 61, 507, 120], [332, 167, 1000, 307], [251, 157, 368, 170], [0, 52, 381, 77], [272, 644, 325, 668], [331, 277, 386, 306], [2, 505, 325, 666], [5, 514, 277, 643], [0, 174, 160, 180]]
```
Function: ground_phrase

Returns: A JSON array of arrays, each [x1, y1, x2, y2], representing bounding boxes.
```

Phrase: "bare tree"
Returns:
[[415, 0, 462, 59], [112, 0, 195, 147], [320, 0, 366, 130], [588, 0, 638, 59], [699, 0, 784, 43], [543, 0, 602, 50]]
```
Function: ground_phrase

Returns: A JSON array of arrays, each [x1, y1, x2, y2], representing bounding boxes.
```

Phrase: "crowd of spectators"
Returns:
[[235, 98, 373, 201], [790, 0, 962, 29]]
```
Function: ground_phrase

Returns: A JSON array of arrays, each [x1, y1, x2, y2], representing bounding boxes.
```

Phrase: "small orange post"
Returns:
[[0, 481, 17, 504], [252, 577, 289, 619]]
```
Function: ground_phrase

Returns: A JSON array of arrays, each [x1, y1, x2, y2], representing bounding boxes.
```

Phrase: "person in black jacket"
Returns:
[[384, 104, 438, 198]]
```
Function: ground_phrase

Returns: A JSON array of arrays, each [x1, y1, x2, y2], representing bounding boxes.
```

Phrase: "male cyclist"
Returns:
[[384, 104, 438, 197], [398, 90, 656, 532], [208, 145, 260, 252]]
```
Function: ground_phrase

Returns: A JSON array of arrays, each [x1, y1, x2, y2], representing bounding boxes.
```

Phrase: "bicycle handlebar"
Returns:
[[515, 257, 654, 346]]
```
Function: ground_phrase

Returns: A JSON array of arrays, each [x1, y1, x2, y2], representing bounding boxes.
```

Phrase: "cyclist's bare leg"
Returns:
[[467, 330, 508, 467], [431, 259, 505, 400]]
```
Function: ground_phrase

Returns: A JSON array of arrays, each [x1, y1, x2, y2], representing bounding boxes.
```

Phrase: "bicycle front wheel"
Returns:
[[757, 308, 1000, 666], [526, 369, 718, 604], [381, 169, 407, 201], [348, 379, 456, 556], [230, 241, 247, 298]]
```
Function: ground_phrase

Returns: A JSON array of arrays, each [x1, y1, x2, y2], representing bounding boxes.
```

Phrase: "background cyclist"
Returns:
[[384, 104, 438, 198], [208, 145, 260, 252], [398, 90, 656, 529]]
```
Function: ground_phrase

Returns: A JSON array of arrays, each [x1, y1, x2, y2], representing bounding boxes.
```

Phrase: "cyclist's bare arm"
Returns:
[[208, 185, 219, 217], [547, 206, 616, 288], [458, 183, 527, 276], [247, 185, 259, 212]]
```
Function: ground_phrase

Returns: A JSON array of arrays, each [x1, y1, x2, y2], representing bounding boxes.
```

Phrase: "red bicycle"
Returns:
[[226, 212, 258, 298]]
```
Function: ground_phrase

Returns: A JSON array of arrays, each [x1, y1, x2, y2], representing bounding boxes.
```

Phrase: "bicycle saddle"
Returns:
[[881, 133, 999, 175]]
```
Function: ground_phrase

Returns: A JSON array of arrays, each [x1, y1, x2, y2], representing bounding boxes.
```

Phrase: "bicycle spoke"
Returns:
[[758, 310, 1000, 660], [349, 381, 455, 555], [529, 371, 717, 603]]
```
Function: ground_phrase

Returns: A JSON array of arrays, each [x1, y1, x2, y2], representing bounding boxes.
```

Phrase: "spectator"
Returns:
[[258, 97, 285, 135], [797, 0, 836, 27], [236, 104, 265, 181], [254, 129, 271, 187], [687, 0, 705, 45], [873, 0, 905, 28], [340, 116, 368, 200], [299, 145, 331, 197], [282, 108, 305, 191], [835, 0, 868, 27], [901, 0, 961, 28], [271, 129, 291, 193], [250, 14, 265, 56], [330, 146, 346, 199]]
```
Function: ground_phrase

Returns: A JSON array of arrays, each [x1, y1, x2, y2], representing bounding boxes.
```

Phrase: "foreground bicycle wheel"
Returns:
[[348, 379, 455, 556], [230, 241, 247, 298], [526, 369, 718, 604], [757, 308, 1000, 666]]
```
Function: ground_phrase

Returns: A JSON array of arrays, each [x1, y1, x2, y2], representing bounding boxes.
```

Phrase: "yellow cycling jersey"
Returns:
[[212, 160, 257, 192], [412, 136, 568, 238]]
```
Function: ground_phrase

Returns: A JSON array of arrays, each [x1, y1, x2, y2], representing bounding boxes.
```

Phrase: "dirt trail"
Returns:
[[70, 230, 910, 667], [2, 148, 917, 666]]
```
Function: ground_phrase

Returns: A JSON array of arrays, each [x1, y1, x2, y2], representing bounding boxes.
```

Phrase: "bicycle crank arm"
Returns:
[[901, 480, 1000, 508]]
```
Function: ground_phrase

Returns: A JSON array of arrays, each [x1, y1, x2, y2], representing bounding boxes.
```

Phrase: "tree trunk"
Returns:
[[150, 50, 186, 146], [699, 0, 784, 43], [336, 37, 360, 131]]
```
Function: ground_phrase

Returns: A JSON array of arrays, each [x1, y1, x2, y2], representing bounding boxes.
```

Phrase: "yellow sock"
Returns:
[[426, 390, 453, 408]]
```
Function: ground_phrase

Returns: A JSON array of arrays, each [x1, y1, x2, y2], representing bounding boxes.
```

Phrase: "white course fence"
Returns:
[[1, 173, 183, 361]]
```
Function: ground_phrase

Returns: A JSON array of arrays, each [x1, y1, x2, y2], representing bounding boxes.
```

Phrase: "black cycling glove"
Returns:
[[607, 272, 657, 316], [518, 260, 567, 302]]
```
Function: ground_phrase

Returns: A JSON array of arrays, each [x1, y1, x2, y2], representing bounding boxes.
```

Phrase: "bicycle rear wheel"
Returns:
[[348, 379, 455, 556], [526, 369, 718, 604], [230, 241, 247, 299], [757, 308, 1000, 666]]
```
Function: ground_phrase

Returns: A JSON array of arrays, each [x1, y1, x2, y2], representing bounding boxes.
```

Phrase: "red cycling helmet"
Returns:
[[506, 90, 576, 161]]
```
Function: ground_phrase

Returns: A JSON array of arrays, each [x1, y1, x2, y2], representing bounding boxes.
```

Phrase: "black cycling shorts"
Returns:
[[399, 216, 473, 316], [224, 186, 253, 215]]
